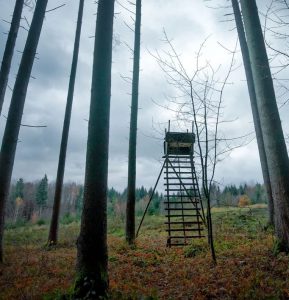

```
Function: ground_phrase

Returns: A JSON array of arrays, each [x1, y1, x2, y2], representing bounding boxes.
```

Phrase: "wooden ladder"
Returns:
[[164, 154, 205, 247]]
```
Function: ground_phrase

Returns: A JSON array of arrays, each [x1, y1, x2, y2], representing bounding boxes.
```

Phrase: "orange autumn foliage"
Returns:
[[0, 208, 288, 299], [238, 194, 251, 207]]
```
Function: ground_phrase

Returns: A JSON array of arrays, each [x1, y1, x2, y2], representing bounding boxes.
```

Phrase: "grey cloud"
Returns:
[[0, 0, 287, 192]]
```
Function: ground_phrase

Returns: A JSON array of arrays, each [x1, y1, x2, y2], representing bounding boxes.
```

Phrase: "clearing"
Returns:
[[0, 206, 288, 299]]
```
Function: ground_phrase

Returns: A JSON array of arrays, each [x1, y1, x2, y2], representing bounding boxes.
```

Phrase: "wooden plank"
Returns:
[[165, 221, 203, 225], [165, 214, 200, 217]]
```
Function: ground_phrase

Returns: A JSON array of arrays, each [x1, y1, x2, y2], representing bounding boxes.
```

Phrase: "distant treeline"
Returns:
[[6, 176, 268, 225], [209, 183, 267, 207]]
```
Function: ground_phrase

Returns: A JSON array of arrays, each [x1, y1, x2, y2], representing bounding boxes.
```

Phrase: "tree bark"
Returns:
[[74, 0, 115, 298], [231, 0, 274, 226], [126, 0, 142, 245], [48, 0, 84, 246], [0, 0, 48, 263], [0, 0, 25, 116], [241, 0, 289, 252]]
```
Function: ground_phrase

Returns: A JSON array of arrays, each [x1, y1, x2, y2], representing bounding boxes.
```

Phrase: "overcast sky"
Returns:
[[0, 0, 288, 191]]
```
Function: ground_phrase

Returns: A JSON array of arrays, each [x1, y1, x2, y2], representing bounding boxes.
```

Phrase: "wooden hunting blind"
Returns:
[[165, 132, 195, 155], [164, 129, 205, 246], [136, 124, 206, 247]]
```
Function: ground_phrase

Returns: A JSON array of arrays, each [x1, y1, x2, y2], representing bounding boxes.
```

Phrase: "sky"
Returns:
[[0, 0, 288, 192]]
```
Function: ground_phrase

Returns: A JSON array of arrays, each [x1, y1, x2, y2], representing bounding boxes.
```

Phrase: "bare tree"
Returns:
[[74, 0, 115, 298], [0, 0, 48, 263], [231, 0, 275, 226], [126, 0, 142, 245], [241, 0, 289, 253], [0, 0, 25, 116], [153, 33, 239, 262], [47, 0, 84, 246]]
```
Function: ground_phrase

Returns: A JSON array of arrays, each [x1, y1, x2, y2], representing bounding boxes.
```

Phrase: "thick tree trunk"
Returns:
[[231, 0, 274, 226], [241, 0, 289, 252], [74, 0, 115, 298], [126, 0, 142, 245], [48, 0, 84, 246], [0, 0, 24, 116], [0, 0, 48, 263]]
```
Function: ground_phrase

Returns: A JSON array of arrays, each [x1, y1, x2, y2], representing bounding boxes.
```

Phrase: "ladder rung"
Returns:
[[165, 166, 192, 169], [164, 183, 195, 186], [166, 200, 200, 203], [164, 173, 192, 175], [165, 221, 202, 225], [168, 161, 192, 164], [164, 177, 193, 180], [165, 155, 191, 158], [165, 214, 200, 217]]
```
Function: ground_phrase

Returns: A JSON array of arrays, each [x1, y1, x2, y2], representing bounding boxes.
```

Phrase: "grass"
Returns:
[[0, 206, 288, 299]]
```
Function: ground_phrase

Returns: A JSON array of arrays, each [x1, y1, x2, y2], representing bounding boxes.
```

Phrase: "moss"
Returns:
[[73, 270, 109, 299]]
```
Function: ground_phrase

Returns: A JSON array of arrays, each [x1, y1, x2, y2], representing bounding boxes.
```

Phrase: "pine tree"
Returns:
[[126, 0, 142, 245], [74, 0, 115, 297], [75, 185, 83, 215], [48, 0, 84, 246], [14, 178, 24, 199], [0, 0, 25, 115], [231, 0, 274, 226], [241, 0, 289, 252], [0, 0, 49, 263], [36, 174, 48, 215]]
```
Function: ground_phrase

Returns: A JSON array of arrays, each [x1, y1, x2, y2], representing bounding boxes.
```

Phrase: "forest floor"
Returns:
[[0, 205, 288, 299]]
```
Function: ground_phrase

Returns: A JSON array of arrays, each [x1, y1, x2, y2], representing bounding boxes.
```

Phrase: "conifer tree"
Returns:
[[0, 0, 25, 115], [36, 174, 48, 215], [48, 0, 84, 246], [0, 0, 48, 263], [74, 0, 115, 297], [241, 0, 289, 252], [231, 0, 274, 225], [14, 178, 24, 199], [126, 0, 142, 245]]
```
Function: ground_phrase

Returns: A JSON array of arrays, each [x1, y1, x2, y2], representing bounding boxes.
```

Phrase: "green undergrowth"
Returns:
[[2, 205, 288, 300]]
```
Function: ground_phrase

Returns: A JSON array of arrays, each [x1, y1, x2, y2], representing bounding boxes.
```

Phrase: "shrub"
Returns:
[[4, 219, 27, 229], [60, 213, 77, 225], [238, 195, 251, 207], [36, 219, 46, 226], [184, 243, 208, 258]]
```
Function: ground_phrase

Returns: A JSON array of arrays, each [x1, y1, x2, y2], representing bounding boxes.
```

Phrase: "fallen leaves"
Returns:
[[0, 208, 288, 299]]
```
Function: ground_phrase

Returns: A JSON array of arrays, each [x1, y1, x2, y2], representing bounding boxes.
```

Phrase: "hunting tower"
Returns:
[[164, 128, 205, 246]]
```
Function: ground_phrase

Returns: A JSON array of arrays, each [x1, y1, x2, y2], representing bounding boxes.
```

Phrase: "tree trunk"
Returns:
[[0, 0, 48, 263], [74, 0, 115, 298], [0, 0, 25, 116], [48, 0, 84, 246], [126, 0, 142, 245], [206, 197, 216, 263], [231, 0, 274, 226], [241, 0, 289, 252]]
